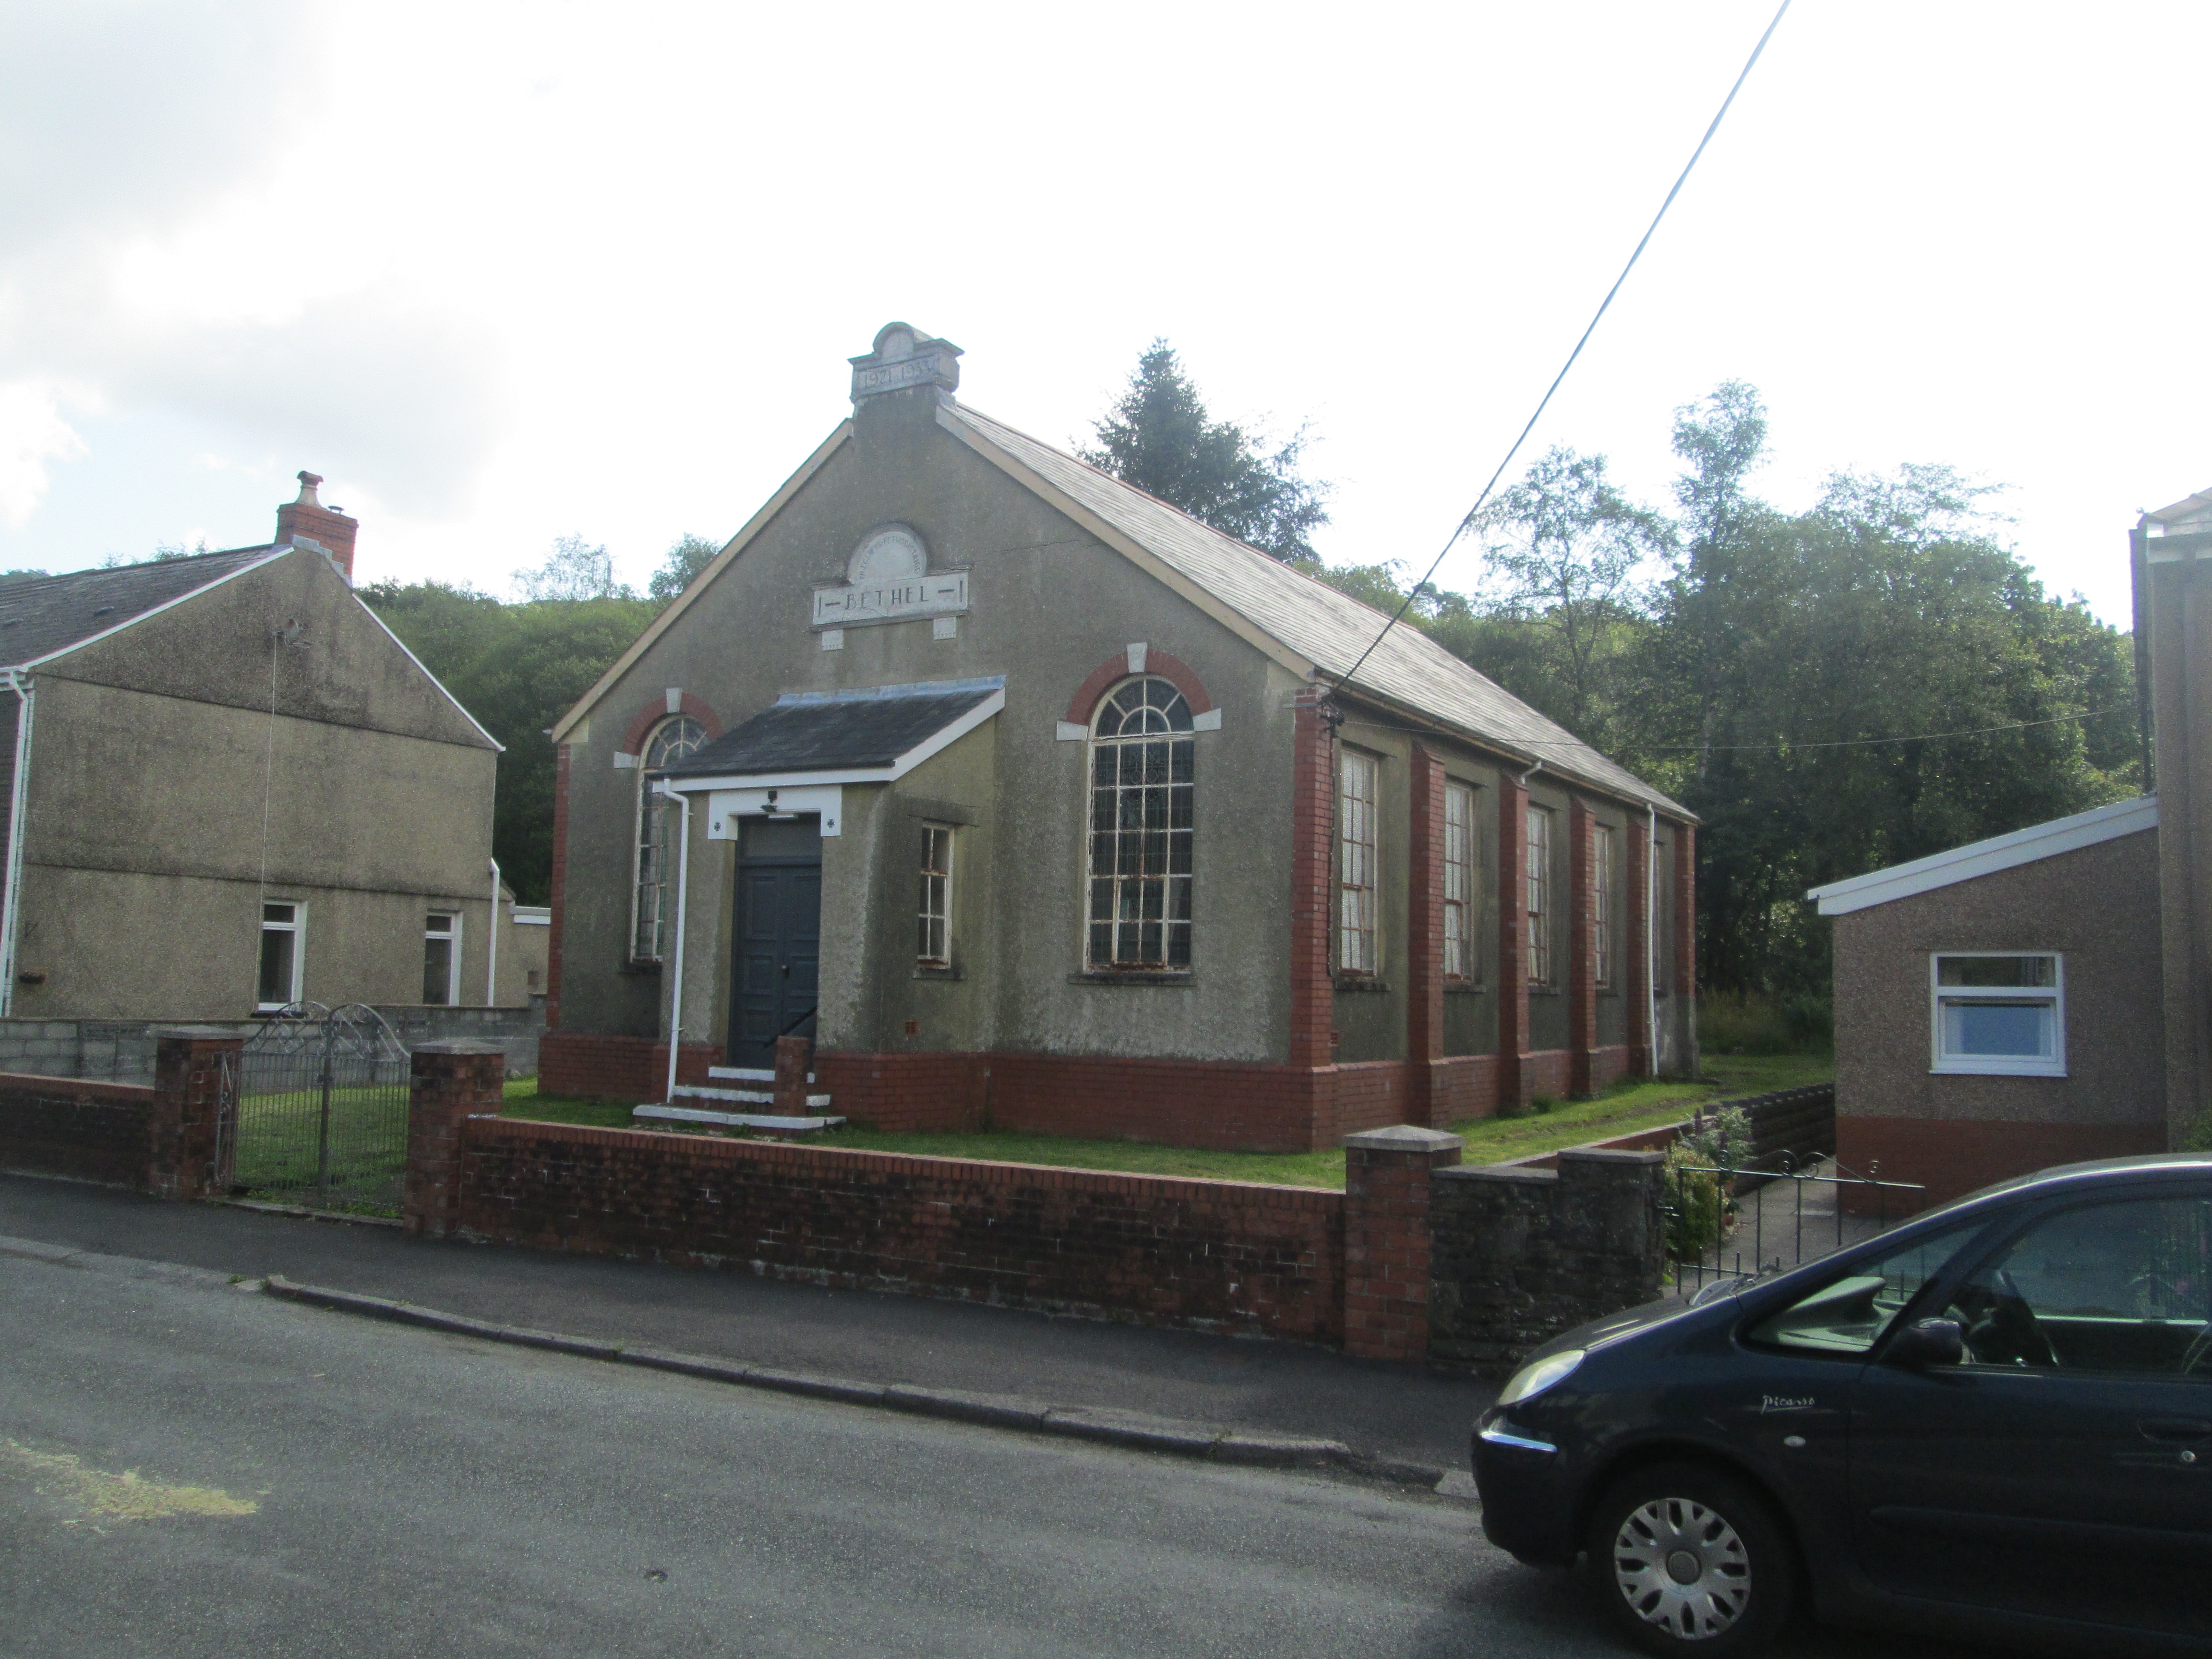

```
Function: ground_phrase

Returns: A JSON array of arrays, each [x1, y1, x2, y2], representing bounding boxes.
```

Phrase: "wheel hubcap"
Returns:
[[1611, 1496, 1753, 1640]]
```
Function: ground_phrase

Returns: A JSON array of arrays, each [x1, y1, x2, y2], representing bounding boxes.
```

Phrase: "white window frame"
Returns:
[[1339, 750, 1380, 974], [630, 716, 707, 962], [1526, 806, 1553, 986], [1085, 676, 1196, 972], [424, 911, 461, 1006], [918, 824, 954, 967], [1929, 952, 2066, 1077], [1593, 823, 1616, 988], [257, 901, 305, 1012], [1443, 781, 1476, 982]]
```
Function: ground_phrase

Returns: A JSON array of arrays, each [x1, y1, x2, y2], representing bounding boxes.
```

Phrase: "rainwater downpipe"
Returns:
[[1647, 804, 1660, 1077], [661, 783, 693, 1106], [0, 671, 34, 1019], [486, 858, 502, 1007]]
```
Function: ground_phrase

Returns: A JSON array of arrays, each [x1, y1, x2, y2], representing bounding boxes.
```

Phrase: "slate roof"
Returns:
[[661, 681, 1002, 779], [0, 543, 285, 668], [943, 405, 1685, 815]]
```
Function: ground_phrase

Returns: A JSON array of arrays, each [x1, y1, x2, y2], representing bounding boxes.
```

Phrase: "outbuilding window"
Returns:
[[1339, 751, 1379, 974], [1526, 806, 1553, 986], [1931, 953, 2064, 1076], [1443, 781, 1476, 981], [631, 716, 706, 962], [1086, 677, 1193, 970], [918, 825, 954, 967], [423, 912, 460, 1006], [258, 902, 303, 1011]]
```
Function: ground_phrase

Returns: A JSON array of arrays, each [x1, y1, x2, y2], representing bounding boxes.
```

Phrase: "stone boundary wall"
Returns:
[[1428, 1148, 1667, 1375], [446, 1117, 1347, 1341], [0, 1001, 547, 1086], [0, 1072, 156, 1187]]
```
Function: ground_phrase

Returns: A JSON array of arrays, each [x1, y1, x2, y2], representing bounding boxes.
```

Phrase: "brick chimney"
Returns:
[[275, 471, 359, 585]]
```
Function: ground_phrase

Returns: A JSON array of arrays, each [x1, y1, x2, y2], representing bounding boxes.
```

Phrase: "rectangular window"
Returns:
[[1526, 807, 1553, 986], [917, 825, 953, 966], [1339, 751, 1379, 974], [1931, 953, 2064, 1076], [423, 912, 460, 1006], [1443, 782, 1476, 981], [1593, 823, 1616, 988], [258, 902, 302, 1011]]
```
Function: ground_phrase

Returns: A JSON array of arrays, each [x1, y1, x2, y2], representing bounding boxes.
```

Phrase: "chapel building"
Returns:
[[542, 324, 1698, 1151]]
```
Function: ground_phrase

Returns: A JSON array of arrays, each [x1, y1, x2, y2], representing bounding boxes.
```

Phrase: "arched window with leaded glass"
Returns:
[[1087, 677, 1194, 971], [630, 715, 705, 961]]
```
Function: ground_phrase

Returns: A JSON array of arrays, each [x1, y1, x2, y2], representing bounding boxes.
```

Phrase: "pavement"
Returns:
[[0, 1171, 1496, 1481]]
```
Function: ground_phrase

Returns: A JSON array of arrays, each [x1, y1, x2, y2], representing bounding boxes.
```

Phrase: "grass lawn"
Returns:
[[497, 1050, 1833, 1191], [232, 1084, 408, 1211]]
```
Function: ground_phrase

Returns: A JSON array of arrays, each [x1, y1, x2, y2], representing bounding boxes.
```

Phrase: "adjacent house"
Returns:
[[0, 476, 538, 1020], [542, 324, 1697, 1151], [1807, 486, 2212, 1207]]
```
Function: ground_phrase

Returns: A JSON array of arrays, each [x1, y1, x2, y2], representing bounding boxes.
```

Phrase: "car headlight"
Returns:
[[1497, 1347, 1584, 1407]]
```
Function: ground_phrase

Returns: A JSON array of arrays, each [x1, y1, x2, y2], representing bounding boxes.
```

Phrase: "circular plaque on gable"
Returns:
[[849, 526, 927, 584]]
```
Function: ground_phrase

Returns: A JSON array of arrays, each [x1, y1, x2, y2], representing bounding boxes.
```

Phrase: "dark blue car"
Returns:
[[1473, 1153, 2212, 1656]]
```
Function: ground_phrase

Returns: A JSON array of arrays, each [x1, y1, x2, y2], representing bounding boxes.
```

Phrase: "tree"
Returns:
[[1466, 445, 1671, 742], [513, 534, 632, 602], [1081, 340, 1330, 561], [648, 533, 723, 605], [360, 579, 657, 902]]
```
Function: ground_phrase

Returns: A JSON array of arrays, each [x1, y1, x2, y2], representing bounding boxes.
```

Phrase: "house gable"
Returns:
[[36, 548, 497, 750]]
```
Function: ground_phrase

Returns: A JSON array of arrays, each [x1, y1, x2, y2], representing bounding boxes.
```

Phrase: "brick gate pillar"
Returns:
[[404, 1041, 505, 1237], [148, 1027, 245, 1201], [1341, 1125, 1463, 1362]]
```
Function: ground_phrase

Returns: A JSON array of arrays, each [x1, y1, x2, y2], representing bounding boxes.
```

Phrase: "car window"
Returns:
[[1948, 1193, 2212, 1378], [1745, 1221, 1985, 1357]]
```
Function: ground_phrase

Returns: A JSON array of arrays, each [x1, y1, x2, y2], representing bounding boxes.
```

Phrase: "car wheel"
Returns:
[[1587, 1462, 1794, 1656]]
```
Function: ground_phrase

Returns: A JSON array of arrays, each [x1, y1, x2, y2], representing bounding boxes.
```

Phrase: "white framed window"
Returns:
[[918, 825, 953, 967], [1593, 823, 1616, 988], [1339, 750, 1379, 974], [1443, 781, 1476, 981], [423, 912, 460, 1006], [258, 902, 304, 1011], [630, 715, 706, 962], [1086, 677, 1194, 970], [1931, 953, 2065, 1076], [1526, 806, 1553, 986]]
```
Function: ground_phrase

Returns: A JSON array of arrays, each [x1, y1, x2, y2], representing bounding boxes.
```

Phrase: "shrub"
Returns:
[[2186, 1111, 2212, 1154], [1663, 1144, 1726, 1261], [1699, 989, 1832, 1056]]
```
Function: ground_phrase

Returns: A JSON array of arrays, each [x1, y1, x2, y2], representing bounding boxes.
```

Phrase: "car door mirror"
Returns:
[[1884, 1316, 1964, 1369]]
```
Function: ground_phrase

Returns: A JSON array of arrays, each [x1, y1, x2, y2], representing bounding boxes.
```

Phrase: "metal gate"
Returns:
[[229, 1003, 412, 1214], [1667, 1153, 1926, 1294]]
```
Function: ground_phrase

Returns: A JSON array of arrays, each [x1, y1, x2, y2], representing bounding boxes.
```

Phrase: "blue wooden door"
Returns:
[[728, 818, 821, 1069]]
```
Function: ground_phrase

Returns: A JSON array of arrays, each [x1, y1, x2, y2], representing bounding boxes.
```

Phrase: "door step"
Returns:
[[673, 1083, 832, 1109], [707, 1066, 815, 1084], [633, 1104, 846, 1134]]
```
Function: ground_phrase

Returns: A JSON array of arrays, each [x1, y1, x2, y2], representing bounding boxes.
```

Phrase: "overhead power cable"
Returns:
[[1334, 0, 1793, 693], [1342, 702, 2134, 756]]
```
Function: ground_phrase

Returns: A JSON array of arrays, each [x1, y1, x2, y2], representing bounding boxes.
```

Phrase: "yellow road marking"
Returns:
[[1, 1441, 257, 1521]]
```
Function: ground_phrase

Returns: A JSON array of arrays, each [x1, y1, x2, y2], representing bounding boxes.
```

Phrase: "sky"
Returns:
[[0, 1, 2204, 626]]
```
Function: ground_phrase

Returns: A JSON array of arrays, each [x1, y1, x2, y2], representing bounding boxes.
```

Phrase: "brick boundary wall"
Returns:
[[0, 1029, 243, 1197], [441, 1117, 1349, 1341], [539, 1031, 718, 1101], [0, 1073, 156, 1186]]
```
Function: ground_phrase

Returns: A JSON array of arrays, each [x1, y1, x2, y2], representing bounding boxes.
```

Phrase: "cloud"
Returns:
[[0, 381, 90, 529]]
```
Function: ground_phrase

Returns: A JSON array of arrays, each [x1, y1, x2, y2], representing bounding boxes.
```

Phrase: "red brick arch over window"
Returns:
[[619, 692, 724, 756], [1064, 650, 1214, 726]]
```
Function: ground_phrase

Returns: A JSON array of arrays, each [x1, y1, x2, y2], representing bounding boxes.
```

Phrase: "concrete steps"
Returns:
[[632, 1103, 847, 1135], [671, 1082, 832, 1110]]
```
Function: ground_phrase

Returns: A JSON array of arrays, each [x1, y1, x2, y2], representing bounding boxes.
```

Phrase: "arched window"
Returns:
[[1087, 677, 1193, 970], [631, 716, 706, 961]]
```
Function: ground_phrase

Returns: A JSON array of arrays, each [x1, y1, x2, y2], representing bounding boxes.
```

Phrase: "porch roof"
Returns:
[[659, 677, 1004, 788]]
